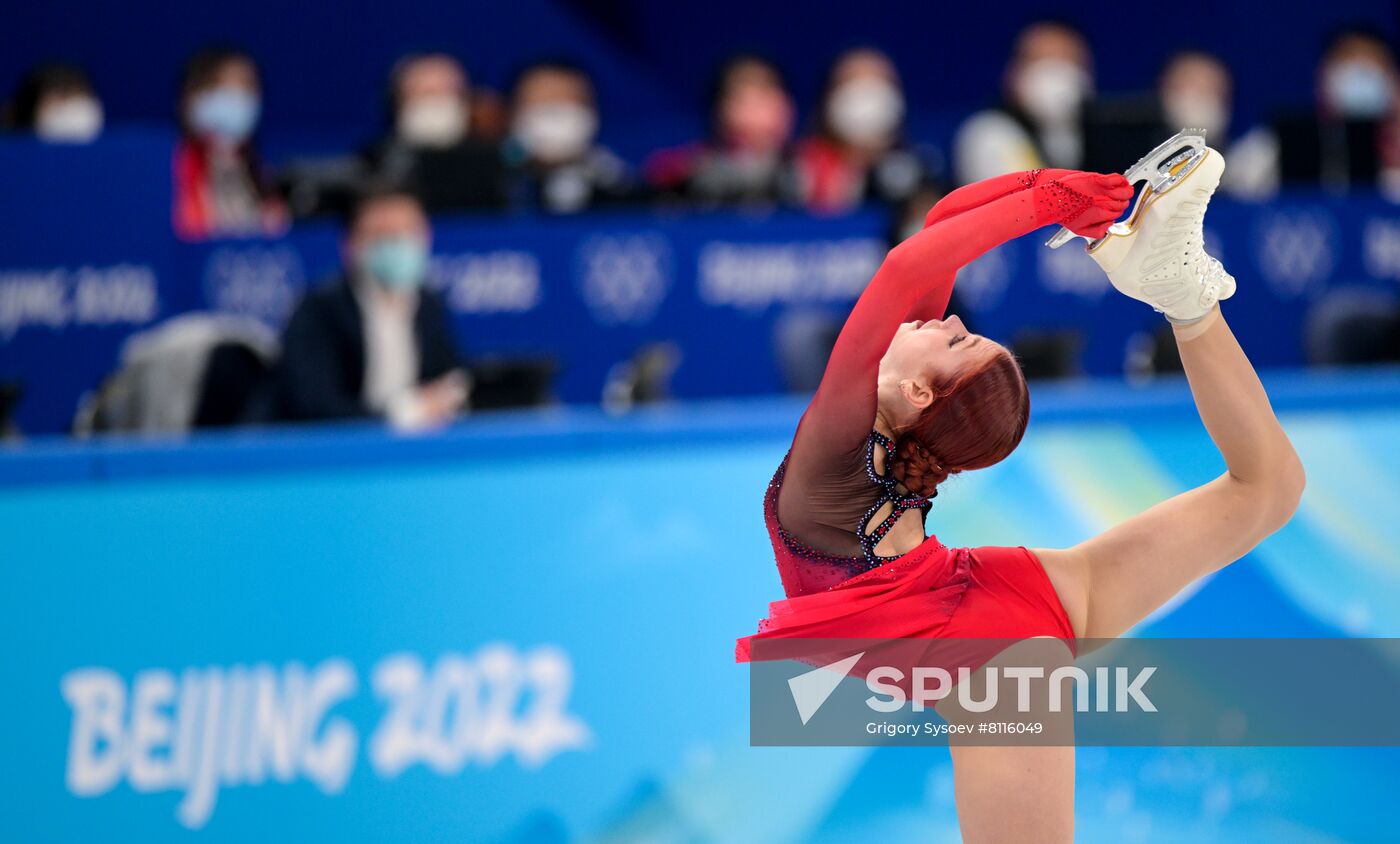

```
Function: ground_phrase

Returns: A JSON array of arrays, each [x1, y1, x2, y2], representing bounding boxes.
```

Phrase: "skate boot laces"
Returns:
[[1135, 168, 1234, 323], [1162, 184, 1234, 322]]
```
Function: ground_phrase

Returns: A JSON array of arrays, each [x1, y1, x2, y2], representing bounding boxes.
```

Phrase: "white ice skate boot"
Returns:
[[1048, 130, 1236, 323]]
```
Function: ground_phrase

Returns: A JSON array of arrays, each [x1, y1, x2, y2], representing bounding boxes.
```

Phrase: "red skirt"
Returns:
[[737, 537, 1075, 664]]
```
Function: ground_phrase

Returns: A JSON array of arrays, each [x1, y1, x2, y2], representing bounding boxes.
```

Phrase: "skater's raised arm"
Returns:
[[796, 170, 1132, 453], [1036, 147, 1305, 640], [921, 168, 1075, 229], [1038, 311, 1305, 639]]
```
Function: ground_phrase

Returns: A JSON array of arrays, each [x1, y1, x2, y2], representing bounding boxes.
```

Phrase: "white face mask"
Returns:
[[189, 86, 260, 144], [397, 95, 469, 148], [828, 77, 904, 146], [36, 97, 103, 143], [1324, 61, 1394, 118], [513, 102, 597, 162], [1164, 91, 1228, 138], [1015, 59, 1089, 124]]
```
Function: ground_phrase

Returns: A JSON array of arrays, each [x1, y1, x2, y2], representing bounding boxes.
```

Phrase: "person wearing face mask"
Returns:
[[792, 48, 944, 215], [646, 54, 798, 207], [1215, 28, 1400, 200], [780, 49, 956, 393], [503, 60, 636, 214], [275, 186, 469, 429], [1082, 51, 1242, 187], [953, 21, 1094, 185], [3, 63, 104, 144], [172, 47, 287, 241], [1157, 52, 1233, 143], [1266, 28, 1400, 195], [1151, 51, 1281, 199], [362, 53, 508, 214]]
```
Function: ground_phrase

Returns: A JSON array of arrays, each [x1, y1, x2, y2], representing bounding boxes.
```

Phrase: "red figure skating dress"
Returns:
[[735, 170, 1118, 664]]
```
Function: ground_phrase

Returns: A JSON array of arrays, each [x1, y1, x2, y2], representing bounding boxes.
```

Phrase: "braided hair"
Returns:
[[889, 437, 948, 498], [888, 350, 1030, 499]]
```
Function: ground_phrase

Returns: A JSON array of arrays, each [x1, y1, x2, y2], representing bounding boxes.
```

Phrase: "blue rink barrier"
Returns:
[[3, 367, 1400, 842], [5, 131, 1400, 435]]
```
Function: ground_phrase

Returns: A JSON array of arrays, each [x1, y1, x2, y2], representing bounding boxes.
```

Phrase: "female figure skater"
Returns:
[[736, 151, 1305, 842]]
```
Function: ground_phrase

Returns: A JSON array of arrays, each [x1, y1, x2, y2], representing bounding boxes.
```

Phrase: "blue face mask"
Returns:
[[361, 237, 429, 290], [189, 87, 260, 142], [1326, 62, 1393, 119]]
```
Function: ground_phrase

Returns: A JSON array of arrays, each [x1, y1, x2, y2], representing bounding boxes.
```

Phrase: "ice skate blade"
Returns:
[[1045, 128, 1209, 250], [1088, 146, 1221, 267]]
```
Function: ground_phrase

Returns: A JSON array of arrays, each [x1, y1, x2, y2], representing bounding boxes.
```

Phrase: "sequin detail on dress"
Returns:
[[762, 429, 936, 595], [1037, 178, 1092, 222], [858, 431, 932, 565]]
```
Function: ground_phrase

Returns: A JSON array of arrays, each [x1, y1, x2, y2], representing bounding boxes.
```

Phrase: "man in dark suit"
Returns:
[[275, 185, 468, 428]]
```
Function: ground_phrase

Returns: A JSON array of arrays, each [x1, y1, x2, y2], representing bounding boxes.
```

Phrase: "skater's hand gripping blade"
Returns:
[[1045, 128, 1209, 250]]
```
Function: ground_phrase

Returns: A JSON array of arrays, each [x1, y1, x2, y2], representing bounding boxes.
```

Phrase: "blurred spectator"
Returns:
[[503, 60, 636, 214], [1234, 28, 1400, 198], [365, 53, 508, 213], [1158, 51, 1233, 142], [275, 186, 468, 429], [3, 63, 103, 143], [792, 48, 941, 215], [173, 46, 287, 240], [1082, 50, 1272, 194], [954, 21, 1093, 184], [779, 49, 951, 388], [1083, 50, 1230, 173], [647, 54, 796, 206], [1156, 51, 1279, 197]]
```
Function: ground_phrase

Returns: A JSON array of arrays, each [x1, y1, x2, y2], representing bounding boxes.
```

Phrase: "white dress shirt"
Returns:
[[352, 276, 424, 428]]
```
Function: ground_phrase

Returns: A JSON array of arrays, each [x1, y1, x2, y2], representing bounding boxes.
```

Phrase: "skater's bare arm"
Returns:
[[1037, 310, 1305, 638]]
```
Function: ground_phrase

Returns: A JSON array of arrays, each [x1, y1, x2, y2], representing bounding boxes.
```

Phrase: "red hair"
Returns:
[[888, 350, 1030, 498]]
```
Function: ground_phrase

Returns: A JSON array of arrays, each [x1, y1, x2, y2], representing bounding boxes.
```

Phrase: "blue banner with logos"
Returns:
[[4, 131, 1400, 433], [173, 211, 892, 410]]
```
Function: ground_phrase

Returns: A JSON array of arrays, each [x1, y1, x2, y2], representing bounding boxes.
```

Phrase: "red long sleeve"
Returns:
[[921, 168, 1073, 228], [793, 171, 1063, 455], [901, 169, 1078, 320], [769, 170, 1079, 555], [771, 168, 1126, 559], [771, 169, 1085, 556]]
